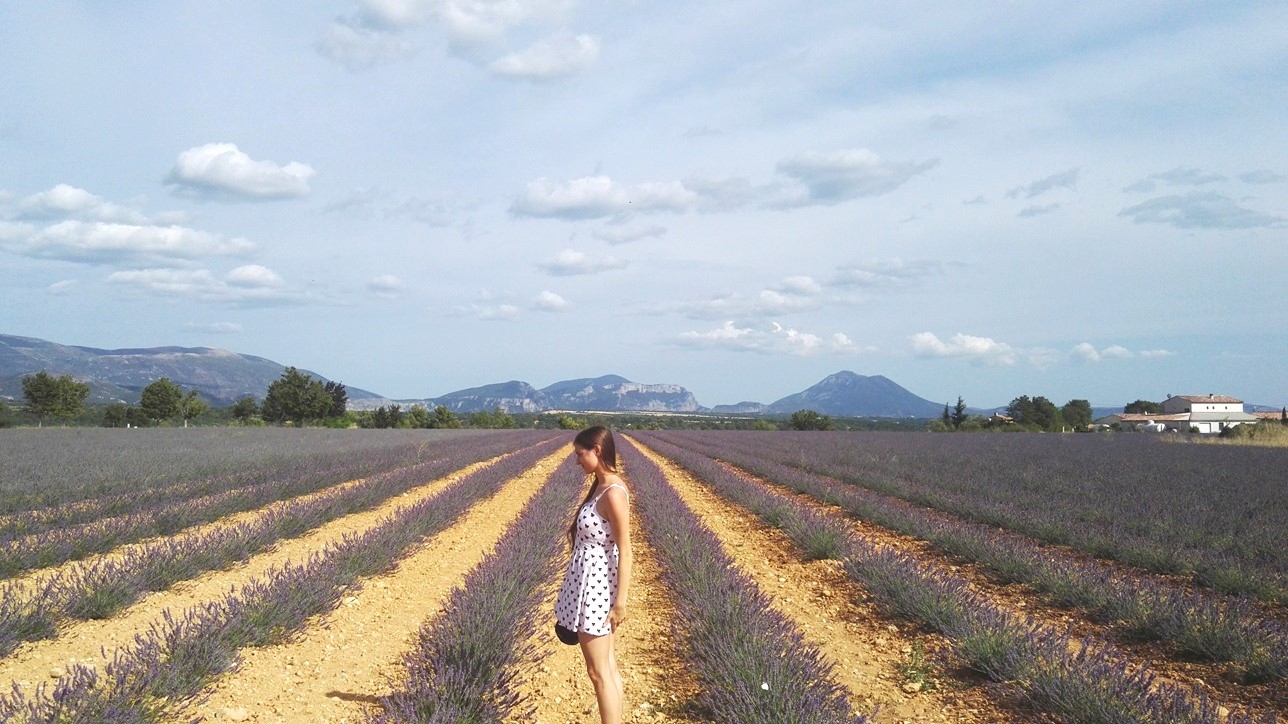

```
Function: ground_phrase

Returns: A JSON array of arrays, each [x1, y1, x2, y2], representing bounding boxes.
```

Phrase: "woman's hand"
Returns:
[[609, 603, 628, 631]]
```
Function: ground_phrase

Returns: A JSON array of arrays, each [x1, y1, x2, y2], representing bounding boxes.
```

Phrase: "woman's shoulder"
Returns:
[[600, 474, 630, 499]]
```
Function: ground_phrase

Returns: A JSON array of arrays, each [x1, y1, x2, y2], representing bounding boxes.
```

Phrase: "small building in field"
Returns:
[[1094, 394, 1258, 433]]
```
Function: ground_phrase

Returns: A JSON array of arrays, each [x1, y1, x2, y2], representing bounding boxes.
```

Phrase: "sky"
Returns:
[[1, 1, 1285, 409]]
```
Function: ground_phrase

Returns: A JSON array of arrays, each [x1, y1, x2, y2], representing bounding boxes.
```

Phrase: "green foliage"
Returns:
[[556, 414, 587, 430], [22, 371, 90, 426], [1125, 399, 1164, 414], [468, 406, 515, 429], [1061, 399, 1093, 430], [751, 419, 777, 431], [140, 377, 184, 423], [406, 404, 432, 429], [433, 406, 460, 429], [323, 381, 348, 418], [0, 403, 11, 428], [1006, 395, 1063, 431], [179, 390, 209, 427], [230, 396, 260, 421], [952, 396, 968, 428], [358, 405, 405, 429], [789, 409, 833, 431], [261, 367, 334, 426]]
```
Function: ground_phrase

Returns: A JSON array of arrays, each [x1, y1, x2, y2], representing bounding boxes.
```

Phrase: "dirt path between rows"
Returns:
[[190, 448, 569, 723], [0, 453, 508, 693], [630, 439, 1020, 724], [692, 454, 1284, 718], [519, 482, 702, 723]]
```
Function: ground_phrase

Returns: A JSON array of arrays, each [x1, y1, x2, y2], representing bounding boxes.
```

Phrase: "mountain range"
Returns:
[[0, 334, 946, 417]]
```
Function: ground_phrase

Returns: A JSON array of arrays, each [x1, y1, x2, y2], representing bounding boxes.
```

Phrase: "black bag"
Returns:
[[555, 623, 578, 645]]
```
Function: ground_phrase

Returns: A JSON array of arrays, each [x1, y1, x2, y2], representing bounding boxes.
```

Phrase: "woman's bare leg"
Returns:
[[578, 631, 623, 724]]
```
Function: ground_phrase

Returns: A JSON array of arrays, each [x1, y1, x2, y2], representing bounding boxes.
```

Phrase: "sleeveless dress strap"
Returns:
[[592, 482, 629, 504]]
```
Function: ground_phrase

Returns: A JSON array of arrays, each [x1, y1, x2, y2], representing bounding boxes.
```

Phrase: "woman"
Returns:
[[554, 426, 633, 724]]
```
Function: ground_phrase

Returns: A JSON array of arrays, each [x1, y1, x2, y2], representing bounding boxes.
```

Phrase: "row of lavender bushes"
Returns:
[[0, 432, 557, 658], [633, 433, 1275, 724], [0, 437, 565, 723], [372, 454, 580, 722], [617, 436, 867, 723], [0, 428, 485, 517], [646, 431, 1287, 683], [0, 432, 544, 578], [664, 431, 1286, 604]]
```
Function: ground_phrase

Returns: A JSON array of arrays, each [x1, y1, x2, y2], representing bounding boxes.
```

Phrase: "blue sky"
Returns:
[[2, 1, 1285, 408]]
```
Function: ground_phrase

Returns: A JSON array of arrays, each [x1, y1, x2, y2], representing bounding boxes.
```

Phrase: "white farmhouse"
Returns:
[[1095, 394, 1258, 433]]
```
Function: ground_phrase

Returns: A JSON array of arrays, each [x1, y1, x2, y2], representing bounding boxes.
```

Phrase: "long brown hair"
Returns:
[[568, 426, 617, 543]]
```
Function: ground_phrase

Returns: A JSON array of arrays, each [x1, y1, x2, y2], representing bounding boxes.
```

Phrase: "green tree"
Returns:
[[230, 396, 260, 421], [1031, 396, 1060, 431], [1006, 395, 1036, 426], [940, 403, 951, 427], [469, 406, 515, 429], [0, 402, 12, 428], [103, 404, 129, 427], [22, 371, 90, 426], [407, 404, 432, 429], [789, 409, 833, 431], [179, 390, 209, 427], [1061, 399, 1093, 430], [432, 405, 461, 429], [262, 367, 334, 425], [324, 381, 348, 418], [1124, 399, 1163, 414], [140, 377, 184, 423], [751, 419, 777, 431], [952, 396, 968, 428]]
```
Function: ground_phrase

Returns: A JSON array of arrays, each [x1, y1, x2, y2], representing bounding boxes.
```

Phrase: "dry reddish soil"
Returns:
[[694, 452, 1285, 721], [628, 438, 1022, 724], [190, 449, 569, 723], [0, 452, 511, 700]]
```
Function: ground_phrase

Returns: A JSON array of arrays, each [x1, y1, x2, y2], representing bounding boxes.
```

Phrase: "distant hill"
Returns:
[[0, 334, 379, 406], [765, 371, 944, 418], [352, 374, 702, 413]]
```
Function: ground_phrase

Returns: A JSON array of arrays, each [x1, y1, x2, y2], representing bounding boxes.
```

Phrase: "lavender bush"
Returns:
[[631, 433, 1274, 723], [0, 437, 565, 722], [653, 430, 1286, 604], [643, 431, 1287, 681], [372, 455, 581, 722], [0, 433, 557, 657], [617, 436, 866, 723]]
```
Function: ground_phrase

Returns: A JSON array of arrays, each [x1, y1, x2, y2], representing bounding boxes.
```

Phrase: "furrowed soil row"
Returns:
[[187, 448, 570, 724], [653, 441, 1285, 716], [639, 435, 1283, 722], [629, 437, 1013, 723], [0, 449, 519, 691], [520, 467, 702, 723]]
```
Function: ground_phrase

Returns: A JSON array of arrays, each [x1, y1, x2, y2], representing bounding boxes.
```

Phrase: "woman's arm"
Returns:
[[600, 485, 632, 631]]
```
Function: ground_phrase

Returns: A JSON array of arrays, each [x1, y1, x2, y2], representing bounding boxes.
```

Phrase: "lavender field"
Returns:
[[0, 427, 1282, 722]]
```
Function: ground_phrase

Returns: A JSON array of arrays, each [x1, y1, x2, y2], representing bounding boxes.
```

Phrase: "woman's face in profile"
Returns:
[[573, 444, 600, 474]]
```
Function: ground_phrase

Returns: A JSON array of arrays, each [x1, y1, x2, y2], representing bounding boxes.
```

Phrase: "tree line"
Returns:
[[930, 395, 1093, 432]]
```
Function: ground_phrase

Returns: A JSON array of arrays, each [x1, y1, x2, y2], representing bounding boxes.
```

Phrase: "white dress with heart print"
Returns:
[[554, 483, 628, 637]]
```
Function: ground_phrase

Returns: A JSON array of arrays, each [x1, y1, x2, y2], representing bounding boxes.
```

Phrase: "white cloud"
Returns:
[[368, 274, 405, 296], [1006, 168, 1080, 199], [225, 264, 285, 288], [1118, 192, 1283, 229], [1124, 167, 1227, 193], [0, 219, 255, 266], [591, 224, 667, 245], [830, 259, 949, 289], [450, 302, 520, 321], [490, 32, 599, 79], [1073, 343, 1167, 363], [676, 321, 861, 356], [533, 289, 571, 311], [167, 143, 315, 200], [1239, 169, 1285, 185], [1138, 349, 1176, 359], [317, 22, 415, 69], [910, 332, 1018, 366], [773, 149, 937, 206], [539, 248, 628, 276], [46, 279, 77, 295], [107, 266, 311, 306], [12, 184, 149, 223], [186, 321, 244, 334], [1018, 202, 1061, 217], [513, 176, 697, 219], [772, 275, 823, 296]]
